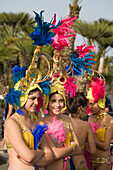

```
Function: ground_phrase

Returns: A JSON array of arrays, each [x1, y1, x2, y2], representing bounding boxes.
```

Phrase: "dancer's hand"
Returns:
[[17, 155, 32, 166]]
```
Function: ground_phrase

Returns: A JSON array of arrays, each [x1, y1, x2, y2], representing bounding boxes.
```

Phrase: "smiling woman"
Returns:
[[48, 92, 65, 116], [87, 76, 113, 170], [38, 86, 81, 170]]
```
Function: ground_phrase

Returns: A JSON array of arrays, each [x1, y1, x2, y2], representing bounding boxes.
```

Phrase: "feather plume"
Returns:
[[48, 117, 66, 144], [64, 77, 77, 98], [12, 65, 27, 85], [88, 77, 105, 102], [67, 49, 96, 77], [39, 79, 51, 96], [32, 123, 48, 150], [52, 16, 77, 52], [5, 88, 23, 108], [30, 11, 60, 46], [76, 43, 96, 60], [90, 122, 99, 135]]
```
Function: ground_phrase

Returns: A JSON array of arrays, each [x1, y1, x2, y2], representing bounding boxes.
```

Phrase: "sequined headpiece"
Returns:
[[5, 39, 51, 108], [5, 47, 51, 109]]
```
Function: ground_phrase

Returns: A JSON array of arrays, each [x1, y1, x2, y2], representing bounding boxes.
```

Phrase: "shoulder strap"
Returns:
[[60, 116, 70, 131], [15, 113, 23, 127], [103, 113, 107, 127]]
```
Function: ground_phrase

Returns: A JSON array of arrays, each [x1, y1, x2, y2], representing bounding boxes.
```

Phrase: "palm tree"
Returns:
[[69, 0, 82, 18], [76, 19, 113, 73], [65, 0, 82, 55], [0, 12, 35, 65], [0, 12, 35, 93]]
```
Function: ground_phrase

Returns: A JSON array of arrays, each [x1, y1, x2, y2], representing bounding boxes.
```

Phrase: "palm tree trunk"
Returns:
[[64, 1, 82, 56], [98, 49, 105, 73]]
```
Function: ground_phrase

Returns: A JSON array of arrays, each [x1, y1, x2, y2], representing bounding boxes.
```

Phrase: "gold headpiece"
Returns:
[[15, 46, 51, 108], [43, 50, 71, 112], [5, 45, 51, 109]]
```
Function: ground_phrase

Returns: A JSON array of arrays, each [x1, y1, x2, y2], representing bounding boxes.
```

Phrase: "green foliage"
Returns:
[[0, 12, 35, 92]]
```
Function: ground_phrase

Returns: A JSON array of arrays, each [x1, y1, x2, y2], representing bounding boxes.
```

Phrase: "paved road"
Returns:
[[0, 148, 9, 170]]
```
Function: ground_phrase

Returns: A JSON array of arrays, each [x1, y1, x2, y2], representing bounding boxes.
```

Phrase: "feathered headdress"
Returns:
[[27, 10, 96, 112], [5, 46, 51, 109], [87, 74, 106, 109]]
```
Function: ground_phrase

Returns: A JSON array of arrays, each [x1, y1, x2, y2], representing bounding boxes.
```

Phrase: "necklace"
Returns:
[[93, 112, 107, 122], [16, 109, 24, 115]]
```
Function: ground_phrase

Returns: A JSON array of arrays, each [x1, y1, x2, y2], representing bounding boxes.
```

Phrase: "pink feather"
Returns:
[[48, 117, 66, 143], [90, 122, 100, 135], [86, 106, 92, 116], [52, 16, 77, 52], [88, 77, 106, 102], [76, 43, 96, 60], [64, 77, 77, 98]]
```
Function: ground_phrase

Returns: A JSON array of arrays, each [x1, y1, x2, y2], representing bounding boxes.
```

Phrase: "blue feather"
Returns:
[[32, 123, 48, 150], [30, 11, 54, 46], [16, 109, 24, 115], [30, 11, 60, 46], [67, 52, 96, 77], [39, 79, 51, 96], [5, 88, 23, 108], [12, 65, 27, 85]]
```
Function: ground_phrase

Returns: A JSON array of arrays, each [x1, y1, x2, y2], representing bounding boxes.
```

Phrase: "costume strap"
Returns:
[[60, 116, 72, 146], [15, 113, 25, 130], [103, 113, 107, 127], [60, 116, 70, 131]]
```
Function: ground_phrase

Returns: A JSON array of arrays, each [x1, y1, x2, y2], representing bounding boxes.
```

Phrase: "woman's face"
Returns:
[[48, 93, 64, 116], [24, 90, 40, 113], [88, 99, 100, 114]]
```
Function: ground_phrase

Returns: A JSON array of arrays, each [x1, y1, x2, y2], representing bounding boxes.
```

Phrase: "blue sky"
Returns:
[[0, 0, 113, 55]]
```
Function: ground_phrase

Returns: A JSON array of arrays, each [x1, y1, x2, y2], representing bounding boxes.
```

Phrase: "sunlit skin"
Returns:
[[48, 93, 64, 117], [22, 90, 40, 114], [4, 89, 47, 170], [36, 93, 81, 170], [88, 98, 113, 170], [67, 97, 96, 169]]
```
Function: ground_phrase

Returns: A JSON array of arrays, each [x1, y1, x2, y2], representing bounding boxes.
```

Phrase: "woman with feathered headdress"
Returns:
[[87, 75, 113, 170], [31, 10, 96, 170]]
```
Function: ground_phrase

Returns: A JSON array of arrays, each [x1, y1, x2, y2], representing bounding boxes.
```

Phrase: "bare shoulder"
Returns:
[[81, 120, 90, 127], [78, 119, 91, 129], [61, 114, 70, 122], [86, 121, 92, 130], [5, 114, 18, 128], [4, 115, 21, 137]]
